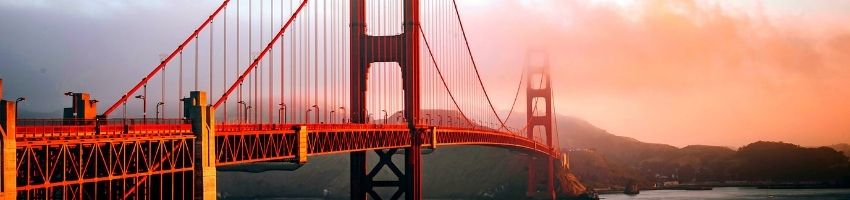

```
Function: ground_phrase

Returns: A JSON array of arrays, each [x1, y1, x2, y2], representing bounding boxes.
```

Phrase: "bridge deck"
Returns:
[[11, 120, 554, 197]]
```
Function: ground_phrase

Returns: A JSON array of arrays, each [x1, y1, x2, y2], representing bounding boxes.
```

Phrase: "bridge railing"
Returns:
[[15, 118, 192, 139]]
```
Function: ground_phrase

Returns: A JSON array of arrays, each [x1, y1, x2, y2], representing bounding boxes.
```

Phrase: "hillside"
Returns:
[[547, 115, 848, 188], [832, 143, 850, 158]]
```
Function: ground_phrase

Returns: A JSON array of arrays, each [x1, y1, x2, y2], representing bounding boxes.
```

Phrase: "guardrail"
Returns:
[[15, 118, 192, 139]]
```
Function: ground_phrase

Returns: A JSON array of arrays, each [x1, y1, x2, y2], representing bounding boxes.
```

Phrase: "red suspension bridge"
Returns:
[[0, 0, 563, 199]]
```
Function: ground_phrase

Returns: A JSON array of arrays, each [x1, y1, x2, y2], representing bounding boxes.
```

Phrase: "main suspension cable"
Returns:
[[419, 28, 473, 126], [451, 0, 510, 131]]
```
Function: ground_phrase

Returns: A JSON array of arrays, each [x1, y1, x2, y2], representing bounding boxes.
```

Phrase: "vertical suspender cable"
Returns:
[[224, 5, 228, 122], [323, 0, 328, 123], [161, 53, 166, 120], [180, 52, 183, 118], [311, 1, 321, 124], [237, 0, 242, 123], [212, 0, 309, 111], [195, 37, 199, 91], [278, 1, 291, 124], [210, 20, 214, 105], [259, 0, 262, 123], [290, 0, 295, 123], [451, 0, 510, 130], [269, 0, 274, 124]]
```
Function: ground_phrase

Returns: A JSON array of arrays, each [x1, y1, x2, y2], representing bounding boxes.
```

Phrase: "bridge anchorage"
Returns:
[[0, 0, 564, 199]]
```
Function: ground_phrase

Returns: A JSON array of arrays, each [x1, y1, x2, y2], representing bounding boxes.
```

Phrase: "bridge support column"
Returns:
[[0, 99, 17, 200], [526, 57, 556, 199], [185, 91, 217, 200], [350, 0, 422, 199], [295, 126, 309, 164]]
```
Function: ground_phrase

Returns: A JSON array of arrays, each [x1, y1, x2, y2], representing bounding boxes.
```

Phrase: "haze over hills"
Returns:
[[832, 143, 850, 158], [548, 115, 850, 188]]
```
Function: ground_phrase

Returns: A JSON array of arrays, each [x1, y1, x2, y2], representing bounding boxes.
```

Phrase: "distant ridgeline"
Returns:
[[549, 116, 850, 189]]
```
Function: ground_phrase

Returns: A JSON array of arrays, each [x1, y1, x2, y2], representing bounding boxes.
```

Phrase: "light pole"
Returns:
[[381, 110, 388, 124], [329, 110, 336, 123], [122, 94, 127, 123], [14, 97, 25, 119], [64, 92, 75, 118], [437, 115, 443, 126], [238, 101, 248, 123], [311, 105, 320, 123], [338, 107, 347, 123], [135, 94, 146, 122], [367, 113, 374, 124], [246, 106, 253, 123], [155, 102, 165, 120], [425, 114, 432, 125], [279, 103, 287, 124], [306, 108, 313, 124]]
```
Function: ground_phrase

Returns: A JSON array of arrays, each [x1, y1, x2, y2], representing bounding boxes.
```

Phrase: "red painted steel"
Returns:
[[12, 122, 554, 198], [16, 133, 195, 199], [102, 0, 231, 118], [212, 0, 309, 109], [8, 0, 566, 199]]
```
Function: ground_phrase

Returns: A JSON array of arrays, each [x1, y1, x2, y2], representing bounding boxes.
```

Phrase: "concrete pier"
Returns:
[[185, 91, 217, 200], [0, 80, 17, 200]]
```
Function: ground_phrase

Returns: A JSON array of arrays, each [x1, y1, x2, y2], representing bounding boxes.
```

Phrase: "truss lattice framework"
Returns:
[[16, 135, 196, 199]]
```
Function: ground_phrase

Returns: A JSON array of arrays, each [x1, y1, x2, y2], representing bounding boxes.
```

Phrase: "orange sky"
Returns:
[[0, 0, 848, 148], [460, 0, 850, 147]]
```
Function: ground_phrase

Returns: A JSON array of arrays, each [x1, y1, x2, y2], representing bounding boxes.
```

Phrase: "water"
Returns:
[[599, 187, 850, 200]]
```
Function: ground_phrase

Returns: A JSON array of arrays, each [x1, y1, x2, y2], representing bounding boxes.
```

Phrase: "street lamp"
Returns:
[[311, 105, 320, 123], [329, 110, 336, 123], [135, 94, 146, 121], [155, 102, 165, 120], [278, 103, 287, 124], [306, 108, 313, 124], [64, 92, 75, 118], [14, 97, 25, 119], [381, 110, 388, 124], [425, 114, 432, 125], [338, 107, 347, 123], [246, 106, 253, 123], [238, 101, 248, 123]]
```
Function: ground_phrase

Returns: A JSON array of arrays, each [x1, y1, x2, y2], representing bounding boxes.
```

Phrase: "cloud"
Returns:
[[0, 0, 847, 147], [460, 0, 850, 146], [0, 0, 170, 17]]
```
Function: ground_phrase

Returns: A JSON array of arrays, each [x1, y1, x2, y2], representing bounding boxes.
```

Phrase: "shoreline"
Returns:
[[594, 185, 850, 194]]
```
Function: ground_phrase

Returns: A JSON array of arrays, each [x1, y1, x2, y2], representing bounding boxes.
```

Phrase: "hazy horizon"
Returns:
[[1, 0, 849, 148]]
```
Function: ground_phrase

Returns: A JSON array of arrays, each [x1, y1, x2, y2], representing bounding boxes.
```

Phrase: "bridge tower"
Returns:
[[526, 55, 556, 199], [0, 79, 17, 200], [349, 0, 422, 200]]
